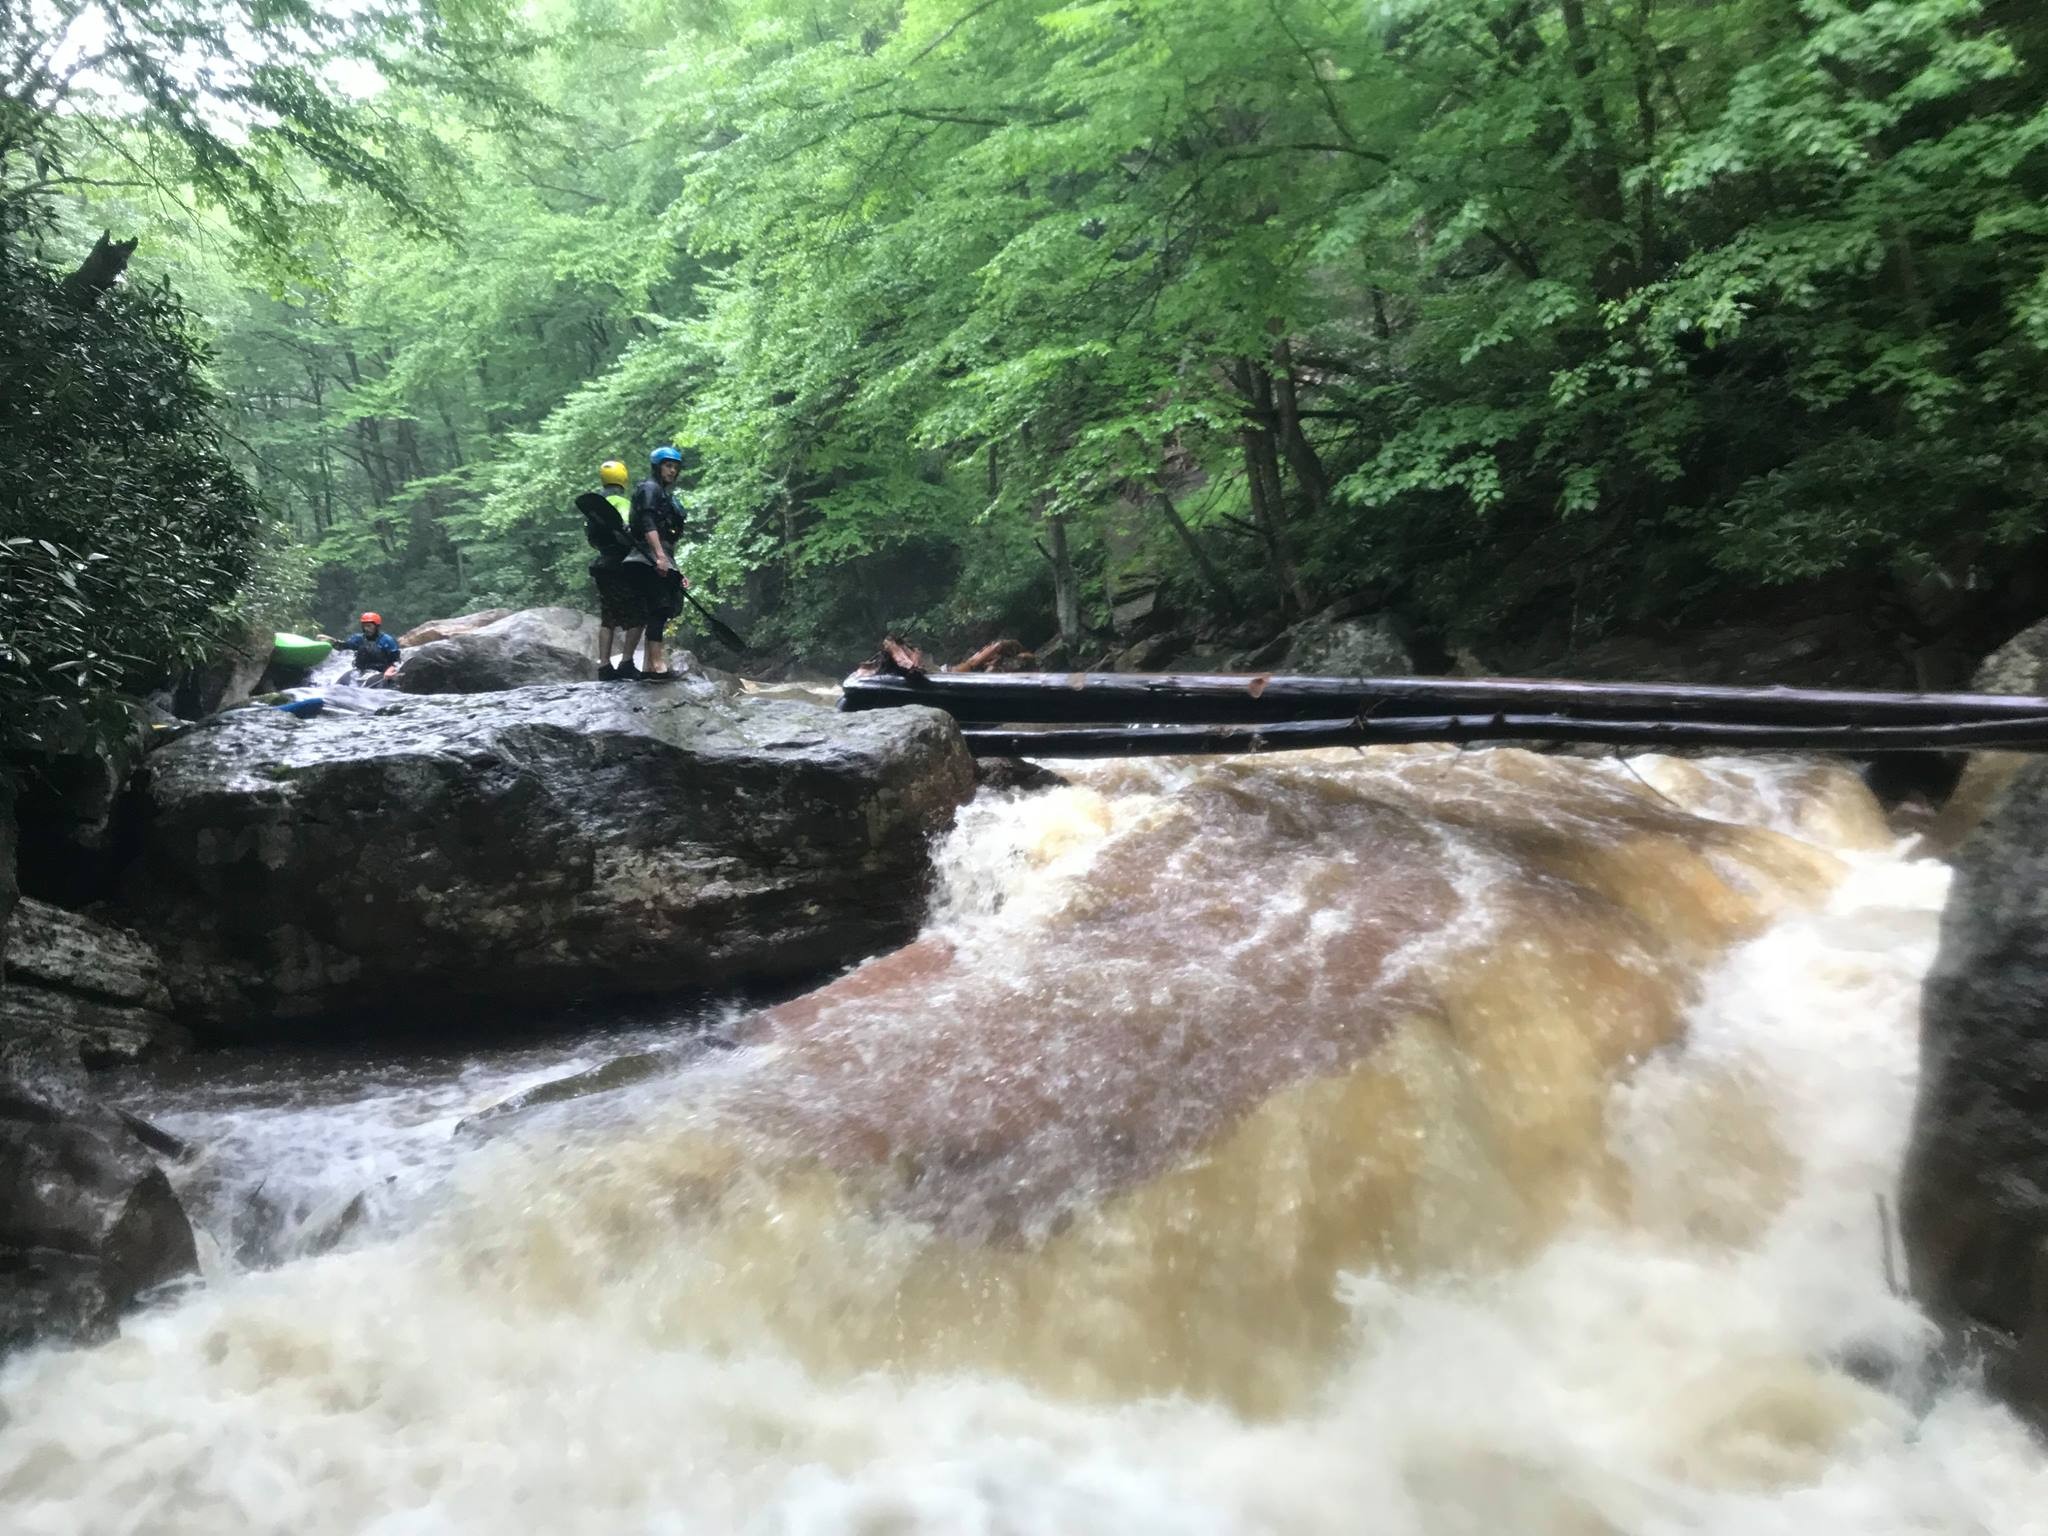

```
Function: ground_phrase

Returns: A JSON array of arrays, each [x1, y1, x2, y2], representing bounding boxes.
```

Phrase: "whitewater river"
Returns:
[[1, 746, 2044, 1533]]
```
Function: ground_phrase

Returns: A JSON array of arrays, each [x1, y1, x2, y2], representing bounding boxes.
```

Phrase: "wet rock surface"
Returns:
[[0, 1048, 198, 1357], [1274, 609, 1414, 677], [121, 683, 978, 1038], [1932, 619, 2048, 849], [1903, 753, 2048, 1431], [2, 899, 188, 1070], [172, 628, 272, 720], [397, 608, 517, 648], [1, 817, 196, 1355], [396, 607, 606, 694], [0, 777, 16, 972]]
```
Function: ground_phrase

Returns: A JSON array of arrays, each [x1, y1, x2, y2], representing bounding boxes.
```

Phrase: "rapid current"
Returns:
[[2, 746, 2045, 1532]]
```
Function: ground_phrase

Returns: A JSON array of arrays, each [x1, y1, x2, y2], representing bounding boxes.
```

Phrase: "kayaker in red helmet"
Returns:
[[332, 611, 400, 685]]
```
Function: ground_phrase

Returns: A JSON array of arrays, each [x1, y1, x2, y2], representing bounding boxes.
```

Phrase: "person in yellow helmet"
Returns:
[[584, 460, 644, 680]]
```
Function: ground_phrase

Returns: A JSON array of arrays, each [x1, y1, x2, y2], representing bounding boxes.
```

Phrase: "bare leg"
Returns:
[[644, 638, 666, 675], [618, 625, 643, 666], [596, 624, 615, 665]]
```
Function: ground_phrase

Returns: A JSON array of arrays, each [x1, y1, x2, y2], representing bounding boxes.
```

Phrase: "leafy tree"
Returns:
[[46, 0, 2048, 676], [0, 212, 265, 755]]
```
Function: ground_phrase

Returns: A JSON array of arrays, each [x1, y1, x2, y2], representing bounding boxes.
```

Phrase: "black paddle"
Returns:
[[679, 586, 750, 654]]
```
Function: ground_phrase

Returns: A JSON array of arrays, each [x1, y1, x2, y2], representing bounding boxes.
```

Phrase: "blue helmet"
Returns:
[[650, 445, 683, 468]]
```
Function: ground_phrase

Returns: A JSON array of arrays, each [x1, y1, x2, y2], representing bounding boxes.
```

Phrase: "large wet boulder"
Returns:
[[1902, 754, 2048, 1430], [12, 727, 146, 907], [1229, 597, 1416, 677], [1, 779, 194, 1354], [171, 627, 271, 720], [2, 899, 188, 1069], [397, 607, 516, 648], [1932, 619, 2048, 849], [0, 1046, 197, 1357], [119, 683, 977, 1038], [0, 776, 16, 972], [1285, 610, 1413, 676], [396, 606, 602, 694]]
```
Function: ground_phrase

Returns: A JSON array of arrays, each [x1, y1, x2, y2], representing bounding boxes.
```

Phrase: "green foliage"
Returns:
[[0, 224, 264, 756], [36, 0, 2048, 668]]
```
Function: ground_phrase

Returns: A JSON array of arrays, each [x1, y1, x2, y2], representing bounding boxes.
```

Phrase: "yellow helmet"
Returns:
[[599, 460, 629, 489]]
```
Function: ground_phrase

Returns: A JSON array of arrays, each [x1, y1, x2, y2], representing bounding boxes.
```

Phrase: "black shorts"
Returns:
[[590, 564, 638, 628], [631, 562, 683, 639]]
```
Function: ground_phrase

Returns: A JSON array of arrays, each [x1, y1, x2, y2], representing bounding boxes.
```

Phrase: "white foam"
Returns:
[[3, 755, 2042, 1533]]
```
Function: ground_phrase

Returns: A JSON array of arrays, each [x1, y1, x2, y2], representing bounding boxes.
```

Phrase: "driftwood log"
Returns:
[[958, 715, 2048, 760], [841, 644, 2048, 758]]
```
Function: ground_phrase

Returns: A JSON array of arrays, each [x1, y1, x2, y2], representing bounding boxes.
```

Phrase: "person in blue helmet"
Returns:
[[623, 445, 690, 680]]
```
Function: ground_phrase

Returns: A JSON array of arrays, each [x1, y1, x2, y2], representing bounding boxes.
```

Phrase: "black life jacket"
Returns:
[[576, 491, 633, 560]]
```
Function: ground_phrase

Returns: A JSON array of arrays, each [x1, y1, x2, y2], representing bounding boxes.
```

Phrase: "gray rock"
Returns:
[[1111, 584, 1163, 636], [0, 985, 190, 1071], [0, 775, 16, 982], [396, 607, 604, 694], [1969, 620, 2048, 697], [1281, 611, 1413, 677], [12, 729, 144, 906], [1928, 621, 2048, 850], [1902, 754, 2048, 1431], [120, 684, 977, 1037], [172, 628, 271, 719], [6, 897, 171, 1011], [397, 608, 517, 648], [1, 898, 187, 1070], [0, 787, 195, 1355], [0, 1052, 198, 1357], [1110, 630, 1193, 672], [974, 757, 1068, 795]]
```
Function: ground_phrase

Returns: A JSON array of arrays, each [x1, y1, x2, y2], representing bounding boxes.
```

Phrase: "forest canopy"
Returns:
[[8, 0, 2048, 688]]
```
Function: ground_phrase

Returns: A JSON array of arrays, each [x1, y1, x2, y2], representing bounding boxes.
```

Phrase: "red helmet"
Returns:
[[360, 612, 382, 625]]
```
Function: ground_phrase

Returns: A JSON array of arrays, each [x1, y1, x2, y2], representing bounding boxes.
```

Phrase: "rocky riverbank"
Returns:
[[0, 612, 980, 1353], [11, 600, 2048, 1437]]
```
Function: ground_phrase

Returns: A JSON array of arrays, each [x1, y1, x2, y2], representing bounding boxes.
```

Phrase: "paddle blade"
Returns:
[[685, 589, 751, 654]]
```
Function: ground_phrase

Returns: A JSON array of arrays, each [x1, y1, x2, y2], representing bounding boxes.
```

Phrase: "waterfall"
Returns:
[[2, 747, 2041, 1533]]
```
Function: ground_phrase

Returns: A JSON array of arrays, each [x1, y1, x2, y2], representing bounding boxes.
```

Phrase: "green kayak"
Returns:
[[272, 632, 331, 669]]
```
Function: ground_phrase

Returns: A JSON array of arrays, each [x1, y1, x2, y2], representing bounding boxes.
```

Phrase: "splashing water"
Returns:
[[1, 746, 2042, 1534]]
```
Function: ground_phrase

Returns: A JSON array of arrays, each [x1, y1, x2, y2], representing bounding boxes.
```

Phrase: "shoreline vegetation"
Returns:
[[7, 0, 2048, 777]]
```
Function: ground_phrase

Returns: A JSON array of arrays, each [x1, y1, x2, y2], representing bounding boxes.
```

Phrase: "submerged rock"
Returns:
[[1902, 754, 2048, 1431], [120, 684, 977, 1037], [397, 607, 605, 694]]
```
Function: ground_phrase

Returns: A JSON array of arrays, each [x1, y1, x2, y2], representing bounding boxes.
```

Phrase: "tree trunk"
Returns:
[[954, 714, 2048, 760], [840, 665, 2048, 728], [344, 348, 395, 504], [1153, 491, 1236, 616], [1558, 0, 1630, 292], [1232, 360, 1310, 615], [1631, 0, 1660, 280], [61, 231, 137, 306], [1046, 511, 1082, 645], [1270, 340, 1330, 514]]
